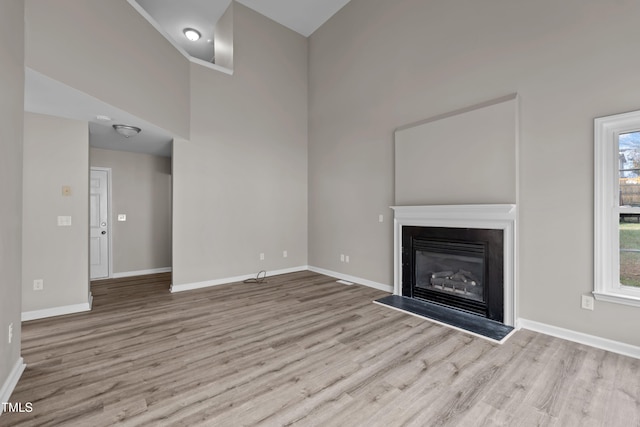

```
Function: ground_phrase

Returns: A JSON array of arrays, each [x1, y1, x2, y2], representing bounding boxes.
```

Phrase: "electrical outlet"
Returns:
[[379, 214, 384, 223], [260, 253, 265, 261], [345, 255, 350, 263], [33, 279, 44, 291], [581, 294, 594, 311], [340, 254, 345, 262], [8, 323, 13, 344], [283, 250, 288, 258]]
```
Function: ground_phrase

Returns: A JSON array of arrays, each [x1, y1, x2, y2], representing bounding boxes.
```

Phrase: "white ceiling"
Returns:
[[136, 0, 351, 40], [237, 0, 351, 37], [132, 0, 351, 63], [134, 0, 222, 63], [25, 0, 351, 158]]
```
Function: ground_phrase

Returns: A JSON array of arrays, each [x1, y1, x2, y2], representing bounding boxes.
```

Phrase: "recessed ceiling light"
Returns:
[[183, 28, 201, 42]]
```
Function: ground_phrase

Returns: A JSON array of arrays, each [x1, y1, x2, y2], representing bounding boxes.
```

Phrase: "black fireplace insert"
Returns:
[[402, 226, 504, 322]]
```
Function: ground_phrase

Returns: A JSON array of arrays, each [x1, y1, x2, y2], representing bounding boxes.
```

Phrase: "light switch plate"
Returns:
[[118, 214, 127, 221], [57, 216, 72, 226]]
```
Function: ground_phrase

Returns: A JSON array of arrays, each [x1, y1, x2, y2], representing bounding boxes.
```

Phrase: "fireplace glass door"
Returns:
[[415, 240, 485, 304]]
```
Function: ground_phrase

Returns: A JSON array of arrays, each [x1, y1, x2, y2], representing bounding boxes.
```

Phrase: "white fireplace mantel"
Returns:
[[391, 204, 517, 326]]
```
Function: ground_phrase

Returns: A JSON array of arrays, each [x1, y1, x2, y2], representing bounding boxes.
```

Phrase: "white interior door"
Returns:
[[90, 168, 110, 279]]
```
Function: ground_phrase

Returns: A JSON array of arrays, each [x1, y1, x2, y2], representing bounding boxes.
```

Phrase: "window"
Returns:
[[594, 110, 640, 307]]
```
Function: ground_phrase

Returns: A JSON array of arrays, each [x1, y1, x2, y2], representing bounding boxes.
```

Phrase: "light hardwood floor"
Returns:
[[2, 271, 639, 426]]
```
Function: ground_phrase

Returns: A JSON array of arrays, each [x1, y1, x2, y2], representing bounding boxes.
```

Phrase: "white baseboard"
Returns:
[[170, 266, 309, 293], [22, 300, 92, 322], [518, 318, 640, 360], [112, 267, 172, 279], [0, 357, 26, 411], [308, 266, 393, 293]]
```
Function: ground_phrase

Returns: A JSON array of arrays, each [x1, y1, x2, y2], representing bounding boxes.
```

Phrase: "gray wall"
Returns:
[[22, 113, 89, 313], [16, 0, 639, 353], [172, 3, 308, 286], [24, 0, 190, 139], [308, 0, 640, 346], [214, 2, 234, 71], [395, 97, 517, 205], [23, 0, 308, 289], [90, 148, 172, 275], [0, 0, 24, 397]]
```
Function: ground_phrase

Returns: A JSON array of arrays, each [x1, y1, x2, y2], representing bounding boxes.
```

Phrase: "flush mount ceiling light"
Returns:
[[183, 28, 201, 41], [113, 124, 142, 138]]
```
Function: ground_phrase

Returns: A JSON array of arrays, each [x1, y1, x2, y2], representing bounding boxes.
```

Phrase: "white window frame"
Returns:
[[594, 109, 640, 307]]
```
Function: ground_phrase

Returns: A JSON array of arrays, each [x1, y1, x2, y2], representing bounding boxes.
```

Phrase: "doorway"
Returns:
[[90, 167, 111, 279]]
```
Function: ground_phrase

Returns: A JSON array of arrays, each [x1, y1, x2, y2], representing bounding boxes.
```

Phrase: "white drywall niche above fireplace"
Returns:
[[391, 204, 517, 326]]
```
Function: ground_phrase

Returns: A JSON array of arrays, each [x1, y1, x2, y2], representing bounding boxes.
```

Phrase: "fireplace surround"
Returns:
[[391, 205, 516, 326]]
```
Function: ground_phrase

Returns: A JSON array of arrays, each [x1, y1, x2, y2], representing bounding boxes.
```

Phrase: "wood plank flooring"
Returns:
[[2, 271, 639, 426]]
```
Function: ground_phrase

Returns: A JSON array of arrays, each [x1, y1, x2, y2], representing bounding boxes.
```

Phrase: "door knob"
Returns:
[[101, 231, 107, 235]]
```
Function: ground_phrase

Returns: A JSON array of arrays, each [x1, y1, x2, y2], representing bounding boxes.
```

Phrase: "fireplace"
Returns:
[[392, 205, 516, 327], [402, 226, 504, 322]]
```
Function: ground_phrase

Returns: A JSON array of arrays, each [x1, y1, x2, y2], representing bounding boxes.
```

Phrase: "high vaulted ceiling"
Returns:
[[136, 0, 351, 40], [132, 0, 352, 63], [236, 0, 352, 36], [26, 0, 352, 157]]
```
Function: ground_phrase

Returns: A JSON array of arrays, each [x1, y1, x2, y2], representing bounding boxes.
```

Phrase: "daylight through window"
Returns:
[[594, 111, 640, 307], [619, 131, 640, 288]]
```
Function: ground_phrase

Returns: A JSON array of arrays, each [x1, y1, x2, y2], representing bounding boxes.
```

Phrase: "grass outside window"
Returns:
[[619, 221, 640, 287]]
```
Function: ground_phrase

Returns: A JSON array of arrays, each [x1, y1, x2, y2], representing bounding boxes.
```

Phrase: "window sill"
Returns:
[[593, 291, 640, 308]]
